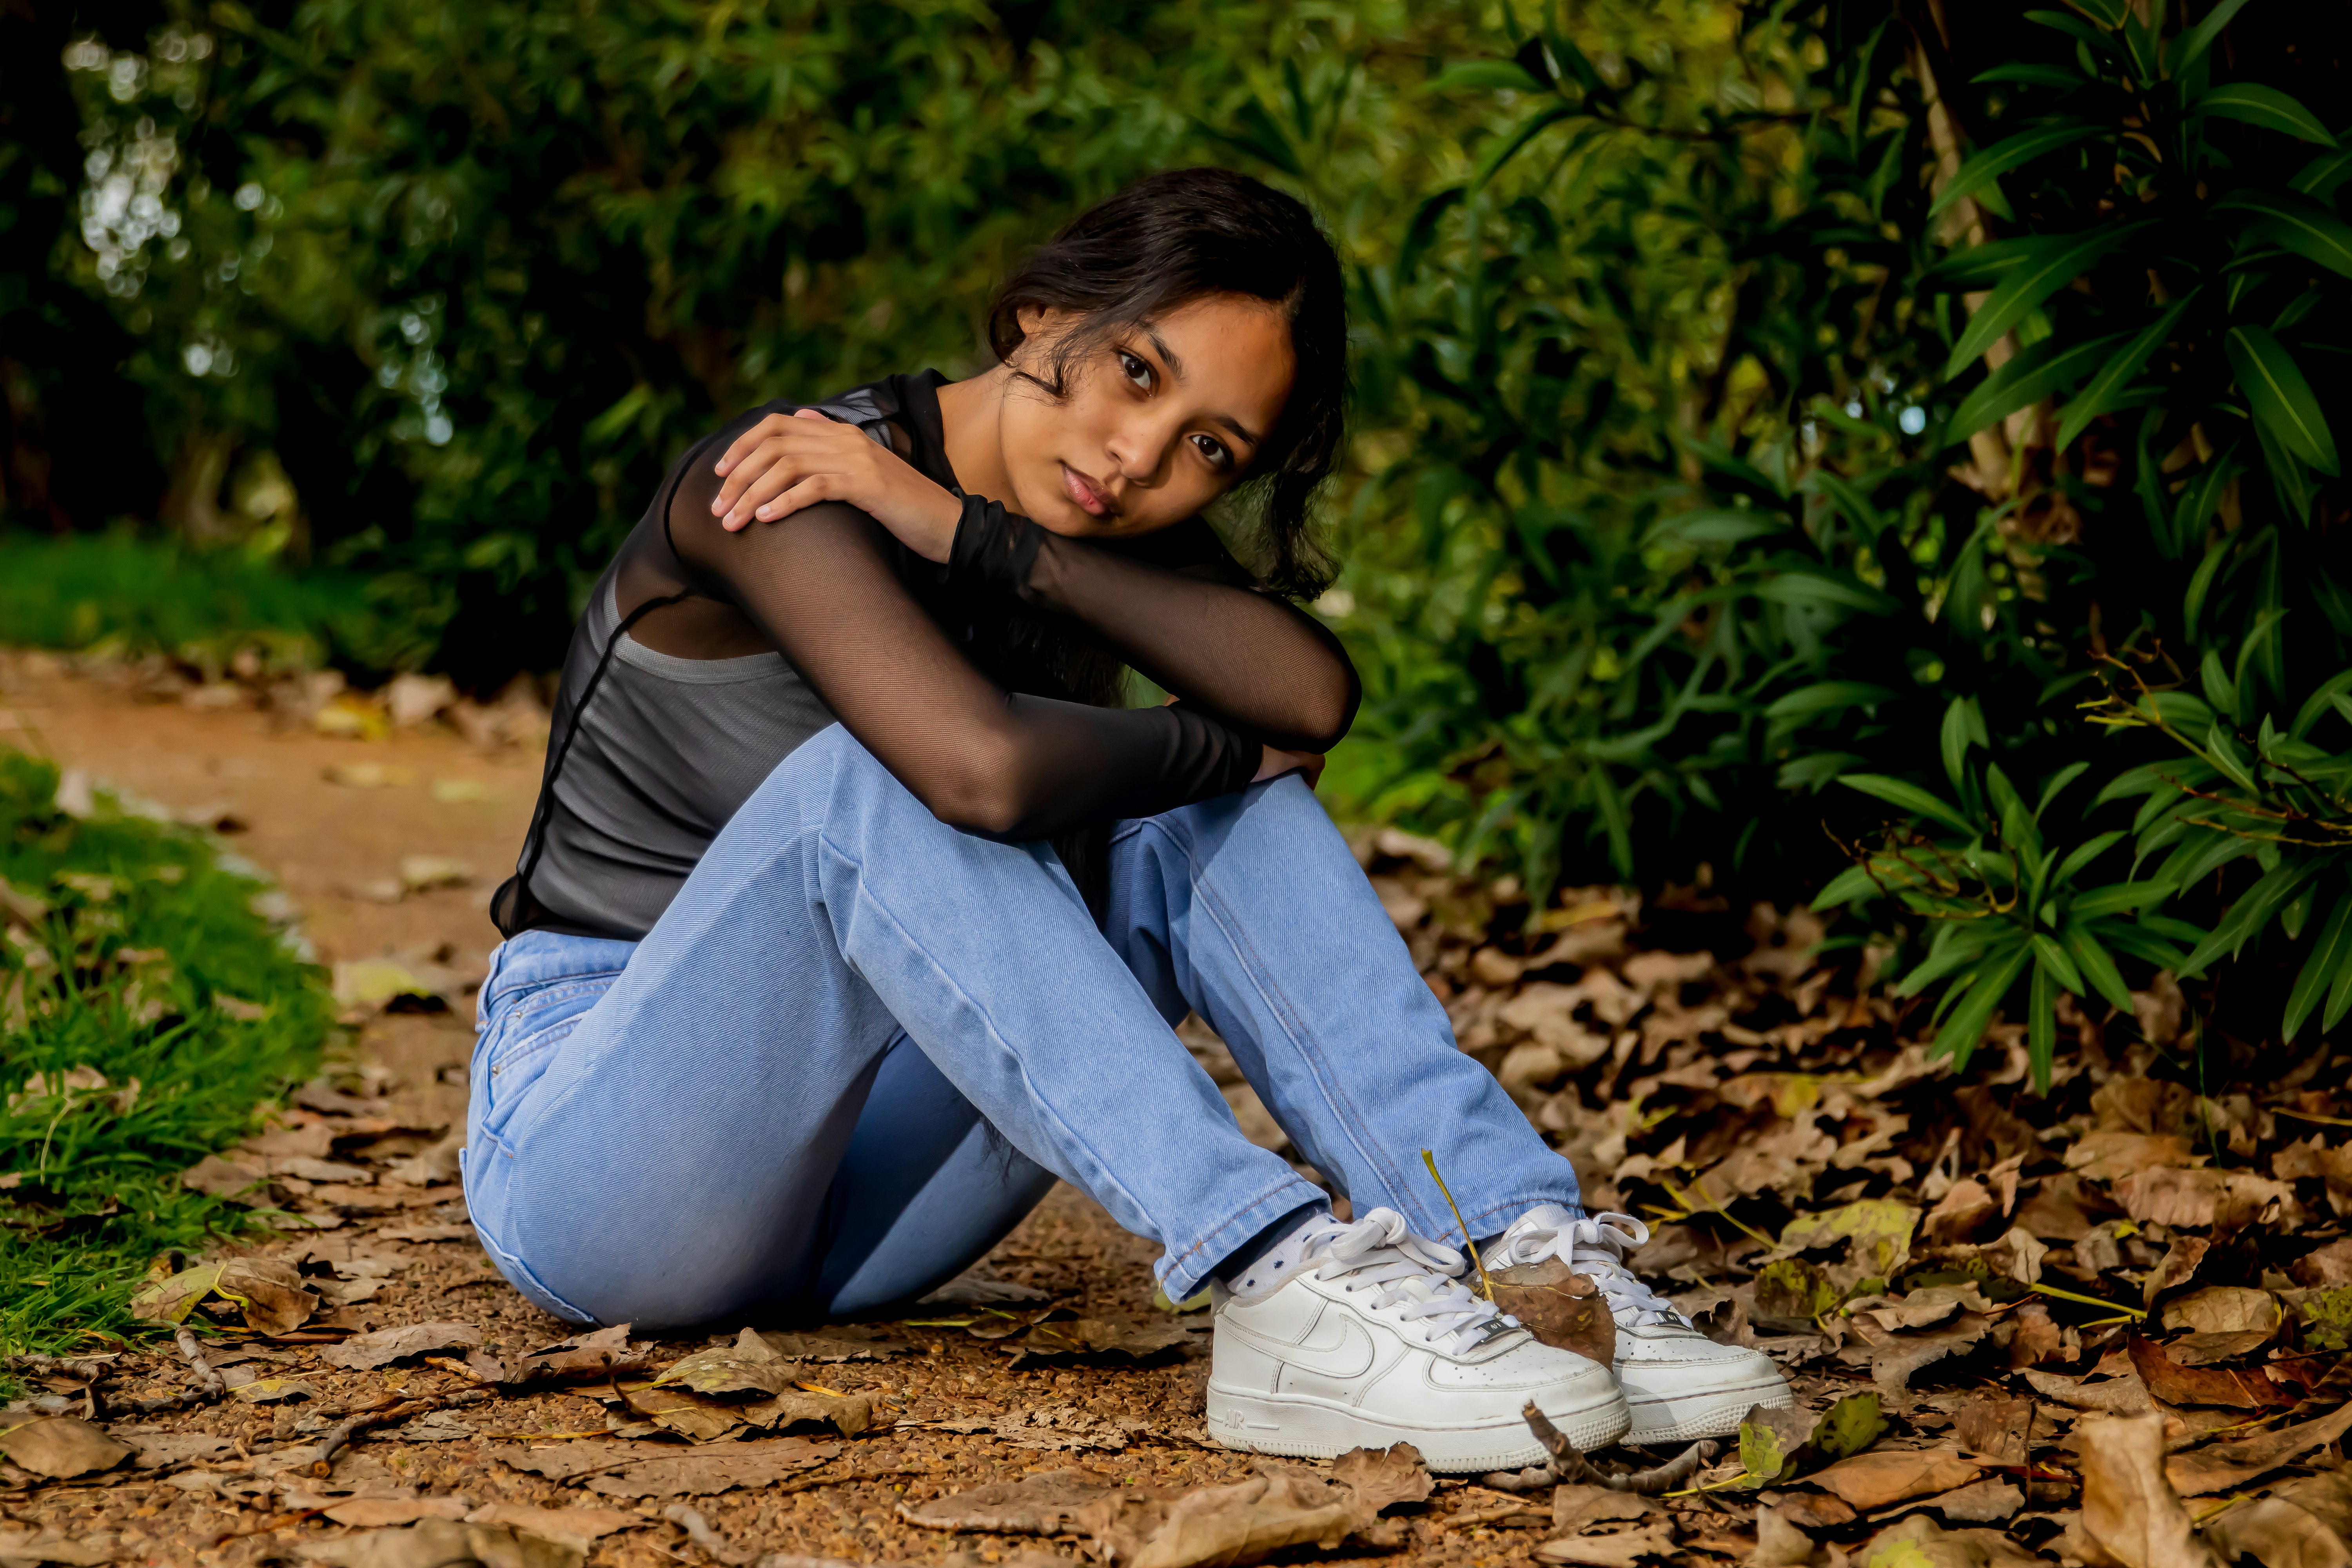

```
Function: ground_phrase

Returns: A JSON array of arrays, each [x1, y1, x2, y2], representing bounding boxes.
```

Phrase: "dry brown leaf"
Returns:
[[488, 1436, 840, 1498], [1851, 1311, 1991, 1390], [2199, 1470, 2352, 1567], [2144, 1237, 2210, 1307], [937, 1406, 1134, 1451], [512, 1323, 642, 1381], [899, 1467, 1121, 1533], [739, 1387, 876, 1438], [2024, 1365, 2153, 1415], [2126, 1335, 2288, 1410], [1530, 1525, 1678, 1566], [1490, 1259, 1616, 1365], [2164, 1401, 2352, 1496], [1091, 1468, 1369, 1568], [2165, 1330, 2274, 1365], [2293, 1237, 2352, 1287], [1551, 1486, 1664, 1535], [2112, 1169, 2292, 1232], [1955, 1397, 2033, 1466], [321, 1497, 472, 1526], [2065, 1131, 2202, 1182], [0, 1528, 118, 1567], [2163, 1286, 2279, 1334], [1329, 1443, 1433, 1512], [2075, 1411, 2221, 1568], [1934, 1476, 2024, 1524], [1805, 1448, 1983, 1511], [752, 1328, 915, 1362], [293, 1517, 582, 1568], [0, 1415, 132, 1479], [655, 1327, 794, 1398], [319, 1320, 483, 1371], [462, 1503, 644, 1546], [1011, 1317, 1197, 1364], [614, 1380, 747, 1443]]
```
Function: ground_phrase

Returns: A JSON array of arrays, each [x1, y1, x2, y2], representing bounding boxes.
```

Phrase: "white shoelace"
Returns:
[[1302, 1207, 1515, 1356], [1494, 1211, 1681, 1328]]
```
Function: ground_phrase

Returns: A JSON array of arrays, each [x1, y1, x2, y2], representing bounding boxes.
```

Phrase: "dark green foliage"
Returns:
[[0, 750, 335, 1357]]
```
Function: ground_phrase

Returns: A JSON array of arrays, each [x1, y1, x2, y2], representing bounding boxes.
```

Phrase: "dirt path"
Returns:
[[0, 657, 1535, 1568]]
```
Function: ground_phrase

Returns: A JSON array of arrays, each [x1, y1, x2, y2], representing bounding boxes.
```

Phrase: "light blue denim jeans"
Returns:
[[461, 723, 1582, 1327]]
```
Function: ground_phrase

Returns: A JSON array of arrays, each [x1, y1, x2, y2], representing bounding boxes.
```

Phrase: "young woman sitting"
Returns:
[[464, 167, 1790, 1470]]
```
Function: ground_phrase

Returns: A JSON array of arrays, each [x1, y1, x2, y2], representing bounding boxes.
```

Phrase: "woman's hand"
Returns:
[[711, 410, 962, 563], [1255, 744, 1325, 790]]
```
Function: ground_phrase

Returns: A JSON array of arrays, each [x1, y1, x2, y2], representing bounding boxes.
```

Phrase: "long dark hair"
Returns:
[[986, 167, 1347, 604], [973, 169, 1348, 916]]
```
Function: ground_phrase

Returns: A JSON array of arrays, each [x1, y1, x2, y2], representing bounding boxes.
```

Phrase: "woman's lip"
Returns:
[[1061, 463, 1113, 517]]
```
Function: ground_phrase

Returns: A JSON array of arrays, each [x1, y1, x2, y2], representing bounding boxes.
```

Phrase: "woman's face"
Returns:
[[998, 294, 1297, 540]]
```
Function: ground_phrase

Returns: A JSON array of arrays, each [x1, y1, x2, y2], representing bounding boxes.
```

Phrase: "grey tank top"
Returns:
[[517, 575, 838, 939], [503, 377, 923, 940]]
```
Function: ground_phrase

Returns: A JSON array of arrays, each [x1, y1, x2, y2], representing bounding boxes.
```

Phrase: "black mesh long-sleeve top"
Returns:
[[492, 370, 1361, 941]]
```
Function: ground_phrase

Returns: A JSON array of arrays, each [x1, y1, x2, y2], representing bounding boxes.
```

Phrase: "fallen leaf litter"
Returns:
[[11, 665, 2352, 1565]]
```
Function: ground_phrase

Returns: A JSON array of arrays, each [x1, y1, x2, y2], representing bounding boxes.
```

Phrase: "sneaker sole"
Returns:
[[1203, 1381, 1630, 1473], [1623, 1372, 1795, 1445]]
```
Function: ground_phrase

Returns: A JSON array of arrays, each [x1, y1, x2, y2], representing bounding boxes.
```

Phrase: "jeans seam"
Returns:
[[1151, 811, 1437, 1234], [813, 828, 1170, 1233]]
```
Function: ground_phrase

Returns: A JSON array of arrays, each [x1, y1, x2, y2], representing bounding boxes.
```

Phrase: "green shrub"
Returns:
[[0, 749, 335, 1357], [1332, 0, 2352, 1080]]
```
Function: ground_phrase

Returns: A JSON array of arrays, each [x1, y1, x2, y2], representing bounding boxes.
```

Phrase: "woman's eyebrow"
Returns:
[[1139, 327, 1260, 447]]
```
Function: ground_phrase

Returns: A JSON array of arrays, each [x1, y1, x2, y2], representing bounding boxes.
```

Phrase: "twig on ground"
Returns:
[[664, 1503, 757, 1565], [176, 1328, 227, 1400], [1477, 1403, 1718, 1494], [310, 1387, 490, 1476]]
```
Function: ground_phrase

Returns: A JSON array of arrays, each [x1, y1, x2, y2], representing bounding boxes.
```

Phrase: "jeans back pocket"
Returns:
[[473, 974, 621, 1146]]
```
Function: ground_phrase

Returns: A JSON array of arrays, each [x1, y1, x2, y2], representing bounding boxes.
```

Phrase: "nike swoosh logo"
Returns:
[[1224, 1303, 1378, 1381]]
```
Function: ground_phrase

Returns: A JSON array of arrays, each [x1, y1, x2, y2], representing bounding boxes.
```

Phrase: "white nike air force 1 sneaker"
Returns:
[[1484, 1207, 1795, 1444], [1205, 1207, 1630, 1472]]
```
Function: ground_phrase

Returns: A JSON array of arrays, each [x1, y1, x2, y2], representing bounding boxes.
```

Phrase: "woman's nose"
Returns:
[[1107, 419, 1177, 485]]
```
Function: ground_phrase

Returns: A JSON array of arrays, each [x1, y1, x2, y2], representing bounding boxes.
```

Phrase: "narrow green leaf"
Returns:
[[2061, 921, 2138, 1013], [1427, 60, 1550, 95], [2227, 325, 2341, 476], [2201, 650, 2241, 723], [1756, 570, 1902, 617], [1931, 122, 2103, 218], [1945, 223, 2156, 377], [2096, 920, 2193, 971], [1837, 774, 1978, 837], [2292, 670, 2352, 739], [2028, 962, 2058, 1096], [2056, 297, 2197, 451], [1814, 862, 1887, 911], [1641, 510, 1788, 548], [2053, 830, 2126, 888], [2178, 858, 2317, 978], [2032, 932, 2085, 994], [2329, 922, 2352, 1031], [2071, 881, 2175, 918], [2170, 0, 2255, 76], [2067, 0, 2127, 25], [2277, 893, 2352, 1044], [2291, 145, 2352, 198], [1935, 944, 2034, 1071], [1950, 332, 2129, 442], [2212, 190, 2352, 279], [2200, 83, 2339, 147], [1973, 63, 2088, 89], [1473, 102, 1576, 188], [1765, 681, 1900, 720], [2205, 722, 2259, 791]]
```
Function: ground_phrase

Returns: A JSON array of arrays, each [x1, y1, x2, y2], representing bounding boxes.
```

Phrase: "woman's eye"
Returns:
[[1192, 433, 1232, 470], [1117, 350, 1152, 390]]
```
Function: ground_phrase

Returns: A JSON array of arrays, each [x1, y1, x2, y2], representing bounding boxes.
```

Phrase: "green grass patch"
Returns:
[[0, 528, 397, 677], [1, 747, 335, 1363]]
